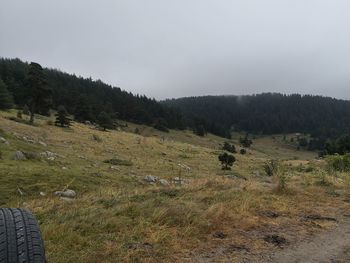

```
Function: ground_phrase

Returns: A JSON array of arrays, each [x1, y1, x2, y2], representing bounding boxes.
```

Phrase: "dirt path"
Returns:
[[192, 215, 350, 263], [265, 215, 350, 263]]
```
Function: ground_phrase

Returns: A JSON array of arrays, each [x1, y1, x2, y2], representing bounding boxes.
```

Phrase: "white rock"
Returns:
[[143, 175, 158, 183], [12, 151, 27, 161], [159, 179, 170, 186], [54, 189, 76, 198]]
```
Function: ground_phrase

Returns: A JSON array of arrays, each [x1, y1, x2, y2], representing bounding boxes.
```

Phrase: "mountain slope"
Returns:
[[0, 58, 183, 129], [164, 93, 350, 137]]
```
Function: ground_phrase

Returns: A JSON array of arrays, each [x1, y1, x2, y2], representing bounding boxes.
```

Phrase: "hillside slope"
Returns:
[[0, 58, 183, 128], [0, 111, 349, 262], [164, 94, 350, 137]]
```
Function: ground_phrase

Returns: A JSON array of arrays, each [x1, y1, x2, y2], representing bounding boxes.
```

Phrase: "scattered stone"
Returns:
[[60, 197, 75, 202], [159, 179, 170, 186], [40, 192, 46, 196], [12, 151, 27, 161], [62, 167, 68, 170], [0, 137, 9, 145], [128, 242, 153, 250], [85, 120, 92, 125], [260, 210, 280, 218], [22, 136, 35, 144], [303, 214, 337, 222], [173, 177, 186, 185], [47, 157, 55, 161], [213, 231, 227, 239], [178, 163, 191, 171], [40, 151, 59, 158], [38, 141, 47, 147], [17, 187, 24, 196], [264, 235, 287, 246], [54, 189, 77, 198], [144, 175, 158, 183], [110, 165, 120, 170], [23, 152, 40, 160]]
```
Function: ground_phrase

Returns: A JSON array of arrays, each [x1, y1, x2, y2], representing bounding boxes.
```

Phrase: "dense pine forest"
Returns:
[[2, 57, 350, 154], [164, 94, 350, 138], [0, 58, 184, 129]]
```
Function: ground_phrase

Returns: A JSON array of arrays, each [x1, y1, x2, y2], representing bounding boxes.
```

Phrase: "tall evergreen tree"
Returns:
[[74, 95, 93, 122], [0, 78, 13, 110], [97, 111, 113, 131], [27, 62, 52, 123], [55, 105, 71, 127]]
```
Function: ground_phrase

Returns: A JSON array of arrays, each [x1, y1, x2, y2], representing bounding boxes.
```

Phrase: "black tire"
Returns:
[[0, 208, 45, 263]]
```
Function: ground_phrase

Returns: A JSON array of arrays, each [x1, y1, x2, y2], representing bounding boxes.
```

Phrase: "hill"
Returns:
[[0, 58, 184, 129], [164, 94, 350, 138], [1, 110, 349, 262]]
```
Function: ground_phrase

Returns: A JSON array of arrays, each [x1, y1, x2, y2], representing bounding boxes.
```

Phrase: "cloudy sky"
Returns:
[[1, 0, 350, 100]]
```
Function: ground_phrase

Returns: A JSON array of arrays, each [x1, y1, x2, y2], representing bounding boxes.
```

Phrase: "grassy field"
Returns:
[[0, 110, 349, 262]]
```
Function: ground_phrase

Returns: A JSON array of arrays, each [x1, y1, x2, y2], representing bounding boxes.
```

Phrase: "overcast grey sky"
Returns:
[[1, 0, 350, 100]]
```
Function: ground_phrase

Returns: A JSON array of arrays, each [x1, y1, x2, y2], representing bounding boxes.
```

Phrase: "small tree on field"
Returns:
[[218, 152, 236, 170], [240, 148, 247, 155], [240, 133, 253, 148], [97, 111, 113, 131], [223, 142, 236, 153], [0, 78, 13, 110], [55, 105, 71, 127]]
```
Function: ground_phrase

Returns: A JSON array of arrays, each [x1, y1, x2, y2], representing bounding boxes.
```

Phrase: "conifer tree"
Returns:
[[55, 105, 71, 127], [218, 152, 236, 170], [27, 62, 52, 123], [74, 96, 93, 122], [97, 111, 113, 131], [0, 78, 13, 110]]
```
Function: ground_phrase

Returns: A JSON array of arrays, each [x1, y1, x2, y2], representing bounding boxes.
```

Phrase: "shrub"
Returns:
[[327, 154, 350, 172], [223, 142, 236, 153], [17, 110, 23, 119], [104, 158, 133, 166], [240, 148, 247, 155], [92, 134, 102, 142], [264, 160, 278, 176], [275, 169, 288, 193]]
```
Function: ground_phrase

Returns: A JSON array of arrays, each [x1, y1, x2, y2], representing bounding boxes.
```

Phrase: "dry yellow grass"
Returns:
[[0, 111, 349, 262]]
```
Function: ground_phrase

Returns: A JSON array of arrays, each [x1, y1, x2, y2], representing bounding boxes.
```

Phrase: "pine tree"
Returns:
[[0, 78, 13, 110], [218, 152, 236, 170], [194, 124, 206, 136], [55, 105, 71, 127], [22, 105, 30, 115], [97, 111, 113, 131], [74, 96, 93, 122], [223, 142, 236, 153], [27, 62, 52, 123]]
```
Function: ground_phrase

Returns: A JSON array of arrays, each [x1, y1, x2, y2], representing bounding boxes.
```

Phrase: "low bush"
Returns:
[[327, 154, 350, 172], [104, 158, 133, 166]]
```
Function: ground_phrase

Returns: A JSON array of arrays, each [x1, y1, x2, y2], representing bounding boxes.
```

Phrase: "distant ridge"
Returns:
[[163, 93, 350, 137]]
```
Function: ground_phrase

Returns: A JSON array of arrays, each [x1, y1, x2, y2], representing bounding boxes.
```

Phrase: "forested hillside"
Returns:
[[0, 58, 184, 129], [164, 94, 350, 138]]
